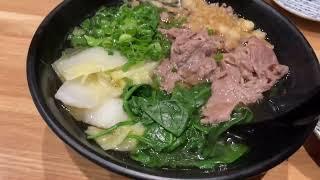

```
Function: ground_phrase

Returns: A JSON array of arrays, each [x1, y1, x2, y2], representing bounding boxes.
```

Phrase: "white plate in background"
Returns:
[[273, 0, 320, 22]]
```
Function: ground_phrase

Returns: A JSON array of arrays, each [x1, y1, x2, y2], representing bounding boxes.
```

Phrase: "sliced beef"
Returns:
[[202, 37, 289, 123], [156, 28, 289, 124], [155, 59, 182, 91], [202, 64, 243, 123], [156, 28, 223, 91]]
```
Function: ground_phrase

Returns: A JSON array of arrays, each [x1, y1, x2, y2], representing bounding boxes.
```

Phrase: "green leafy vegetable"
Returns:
[[144, 99, 188, 136], [129, 123, 175, 151], [122, 84, 189, 136], [122, 83, 211, 136], [192, 113, 212, 134], [130, 138, 248, 169], [208, 107, 253, 146], [202, 107, 253, 158], [123, 83, 253, 169], [122, 84, 155, 124], [171, 83, 211, 112], [68, 3, 171, 70]]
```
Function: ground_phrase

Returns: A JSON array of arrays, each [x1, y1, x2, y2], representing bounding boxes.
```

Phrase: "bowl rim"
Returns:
[[26, 0, 318, 179]]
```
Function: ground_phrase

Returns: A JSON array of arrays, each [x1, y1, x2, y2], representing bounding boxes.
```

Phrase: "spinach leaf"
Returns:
[[130, 106, 252, 169], [130, 148, 205, 168], [182, 126, 206, 153], [172, 83, 211, 112], [164, 135, 187, 152], [208, 140, 248, 164], [130, 138, 248, 169], [124, 83, 253, 169], [127, 97, 155, 125], [202, 107, 253, 158], [192, 114, 212, 134], [129, 123, 175, 152], [122, 84, 154, 122], [123, 83, 211, 136], [123, 85, 190, 136], [209, 107, 253, 146], [141, 99, 189, 136], [122, 84, 152, 101]]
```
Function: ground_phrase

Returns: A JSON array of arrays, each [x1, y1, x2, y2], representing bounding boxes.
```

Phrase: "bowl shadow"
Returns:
[[41, 127, 128, 180]]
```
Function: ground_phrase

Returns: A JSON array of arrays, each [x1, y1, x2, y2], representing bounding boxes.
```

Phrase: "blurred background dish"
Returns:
[[273, 0, 320, 22]]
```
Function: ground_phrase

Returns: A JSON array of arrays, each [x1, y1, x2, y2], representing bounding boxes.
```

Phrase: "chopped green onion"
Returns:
[[69, 3, 172, 69], [119, 34, 133, 43], [214, 52, 223, 62], [207, 28, 214, 36], [84, 35, 103, 46]]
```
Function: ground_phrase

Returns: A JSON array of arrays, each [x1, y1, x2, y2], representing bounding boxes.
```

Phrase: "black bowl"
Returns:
[[27, 0, 320, 179]]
